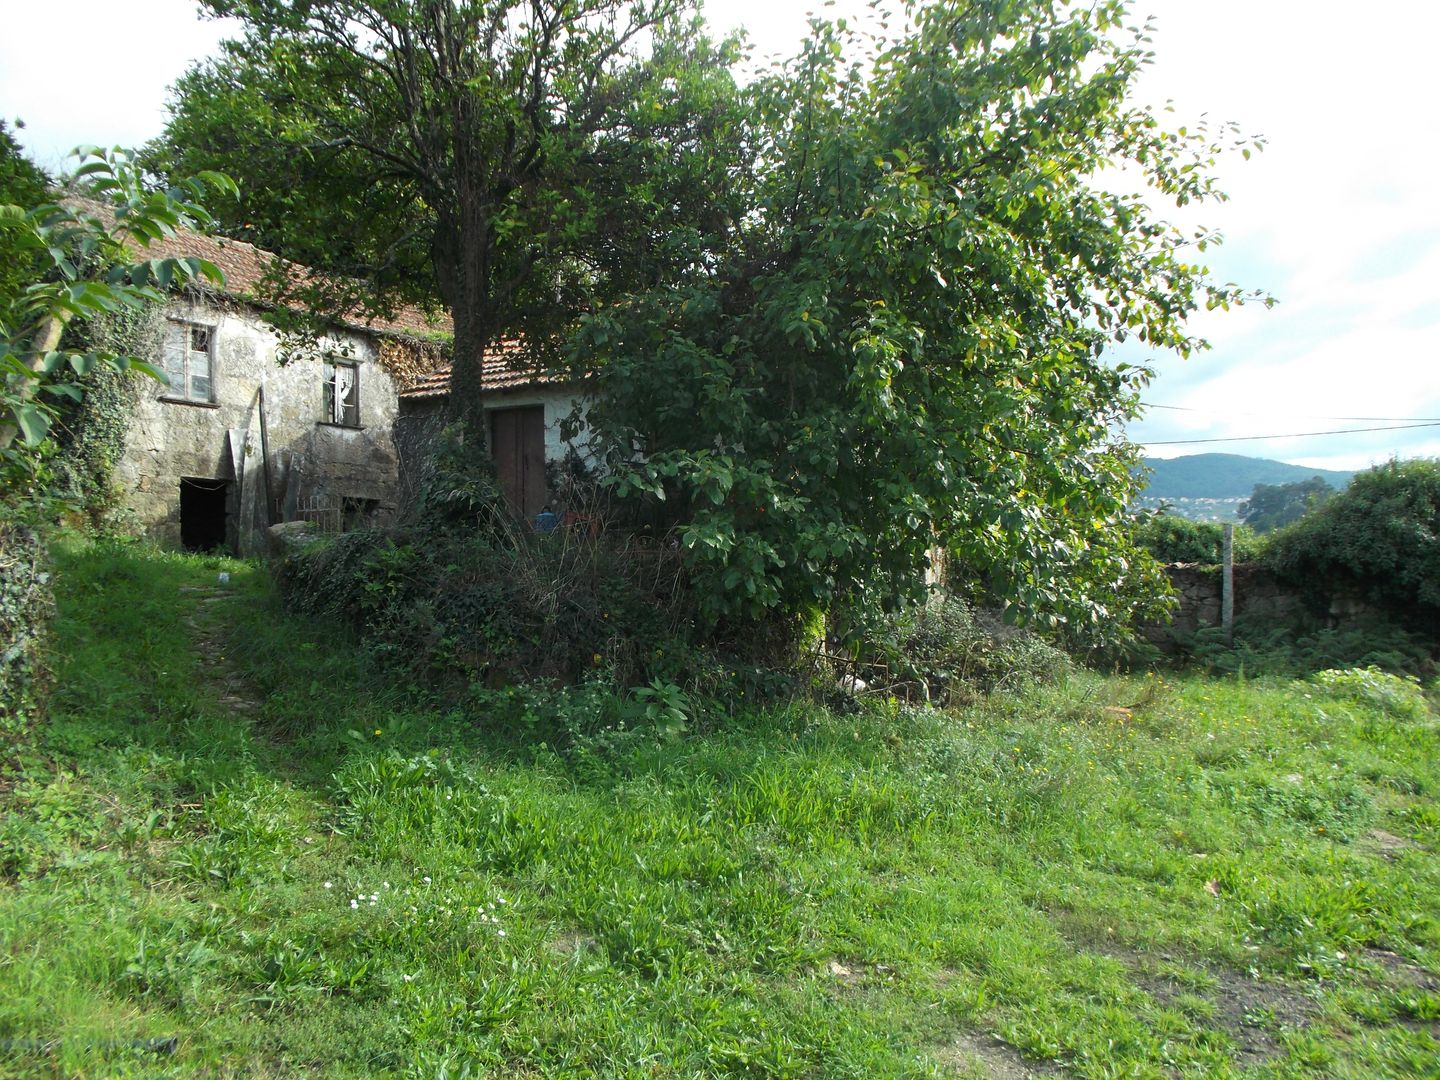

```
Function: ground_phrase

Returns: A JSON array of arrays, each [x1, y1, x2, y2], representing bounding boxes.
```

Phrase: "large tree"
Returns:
[[1239, 476, 1334, 533], [156, 0, 1261, 640], [575, 2, 1263, 637], [153, 0, 746, 424]]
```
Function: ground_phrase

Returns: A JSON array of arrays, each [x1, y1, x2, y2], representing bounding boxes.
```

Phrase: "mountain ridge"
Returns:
[[1138, 453, 1354, 500]]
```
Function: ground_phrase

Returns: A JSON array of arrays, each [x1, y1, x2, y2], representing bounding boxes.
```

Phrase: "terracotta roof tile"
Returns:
[[68, 196, 451, 338], [144, 229, 451, 338], [401, 342, 566, 399]]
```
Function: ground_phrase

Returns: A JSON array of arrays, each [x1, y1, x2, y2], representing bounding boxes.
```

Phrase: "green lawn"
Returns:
[[1, 540, 1437, 1077]]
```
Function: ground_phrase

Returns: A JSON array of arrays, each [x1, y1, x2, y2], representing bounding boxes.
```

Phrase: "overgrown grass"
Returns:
[[2, 539, 1438, 1077]]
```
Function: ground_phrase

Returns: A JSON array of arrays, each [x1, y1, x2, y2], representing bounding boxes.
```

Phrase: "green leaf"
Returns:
[[15, 403, 51, 446], [129, 359, 170, 385]]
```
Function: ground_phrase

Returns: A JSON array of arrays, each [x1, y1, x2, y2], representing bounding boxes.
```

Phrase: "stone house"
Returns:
[[113, 225, 450, 554], [114, 222, 592, 551]]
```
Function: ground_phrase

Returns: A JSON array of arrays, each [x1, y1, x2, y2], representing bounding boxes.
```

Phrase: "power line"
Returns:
[[1143, 421, 1440, 446], [1144, 402, 1440, 423]]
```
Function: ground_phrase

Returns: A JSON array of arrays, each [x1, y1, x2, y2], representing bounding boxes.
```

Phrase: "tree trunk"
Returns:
[[448, 299, 493, 434], [438, 149, 503, 437]]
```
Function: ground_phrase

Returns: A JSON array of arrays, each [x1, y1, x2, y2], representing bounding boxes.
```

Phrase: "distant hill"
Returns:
[[1138, 454, 1355, 500]]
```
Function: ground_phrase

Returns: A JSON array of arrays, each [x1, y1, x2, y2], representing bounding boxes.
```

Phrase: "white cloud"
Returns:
[[0, 0, 239, 170], [1121, 0, 1440, 466]]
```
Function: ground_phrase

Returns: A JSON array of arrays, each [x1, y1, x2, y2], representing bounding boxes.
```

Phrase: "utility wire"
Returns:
[[1143, 421, 1440, 446], [1143, 402, 1440, 423]]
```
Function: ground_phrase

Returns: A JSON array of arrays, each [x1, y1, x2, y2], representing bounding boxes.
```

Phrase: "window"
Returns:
[[323, 358, 360, 427], [162, 321, 215, 402]]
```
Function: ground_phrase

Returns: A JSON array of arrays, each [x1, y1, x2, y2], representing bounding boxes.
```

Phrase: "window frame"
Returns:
[[160, 320, 217, 404], [321, 356, 361, 428]]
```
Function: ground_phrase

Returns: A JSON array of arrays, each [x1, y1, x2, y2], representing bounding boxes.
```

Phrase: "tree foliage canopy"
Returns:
[[0, 123, 51, 312], [153, 0, 1261, 641], [1239, 476, 1334, 533], [153, 0, 747, 421], [574, 1, 1260, 636], [1267, 459, 1440, 627]]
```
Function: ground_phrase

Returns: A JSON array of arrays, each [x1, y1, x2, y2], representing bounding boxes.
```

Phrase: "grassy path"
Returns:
[[1, 540, 1438, 1077]]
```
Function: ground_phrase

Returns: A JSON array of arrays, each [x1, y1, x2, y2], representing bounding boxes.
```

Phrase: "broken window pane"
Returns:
[[323, 358, 360, 427], [163, 320, 216, 402]]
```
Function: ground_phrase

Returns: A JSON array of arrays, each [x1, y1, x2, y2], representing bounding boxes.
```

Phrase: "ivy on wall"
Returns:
[[0, 309, 164, 749], [377, 334, 449, 390], [0, 521, 52, 752], [50, 304, 166, 530]]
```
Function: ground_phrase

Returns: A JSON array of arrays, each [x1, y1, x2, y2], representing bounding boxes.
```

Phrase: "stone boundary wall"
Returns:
[[1141, 563, 1304, 648]]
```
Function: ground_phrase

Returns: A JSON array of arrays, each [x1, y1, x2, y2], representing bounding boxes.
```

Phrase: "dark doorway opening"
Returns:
[[180, 477, 228, 552]]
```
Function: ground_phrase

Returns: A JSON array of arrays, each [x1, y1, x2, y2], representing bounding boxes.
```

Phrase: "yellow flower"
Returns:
[[374, 729, 383, 736]]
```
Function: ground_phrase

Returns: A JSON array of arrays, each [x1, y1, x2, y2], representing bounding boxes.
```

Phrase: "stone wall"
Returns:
[[116, 296, 404, 554], [1160, 563, 1304, 638]]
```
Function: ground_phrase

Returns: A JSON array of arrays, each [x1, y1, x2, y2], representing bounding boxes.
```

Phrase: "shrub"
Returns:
[[1173, 613, 1435, 679], [1310, 667, 1431, 723], [1133, 514, 1263, 565], [281, 519, 697, 690], [885, 595, 1072, 704], [1265, 458, 1440, 633]]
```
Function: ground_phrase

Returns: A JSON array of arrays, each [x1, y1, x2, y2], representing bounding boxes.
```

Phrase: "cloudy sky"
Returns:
[[3, 0, 1436, 470]]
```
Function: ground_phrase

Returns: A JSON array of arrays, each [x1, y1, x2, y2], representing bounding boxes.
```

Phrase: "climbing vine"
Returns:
[[0, 520, 52, 753], [376, 334, 449, 390], [50, 304, 166, 530]]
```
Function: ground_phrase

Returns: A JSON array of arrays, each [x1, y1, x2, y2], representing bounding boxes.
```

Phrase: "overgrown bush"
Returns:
[[281, 428, 706, 696], [1265, 458, 1440, 635], [1172, 613, 1435, 679], [883, 595, 1072, 705], [279, 428, 832, 719], [1133, 514, 1263, 565], [1310, 667, 1432, 723]]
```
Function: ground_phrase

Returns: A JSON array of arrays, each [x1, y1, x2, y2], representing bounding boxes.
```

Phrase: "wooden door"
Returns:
[[490, 406, 547, 520]]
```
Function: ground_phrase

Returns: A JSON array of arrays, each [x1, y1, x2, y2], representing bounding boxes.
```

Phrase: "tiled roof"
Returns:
[[400, 341, 567, 399], [68, 196, 450, 339], [144, 229, 450, 339]]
